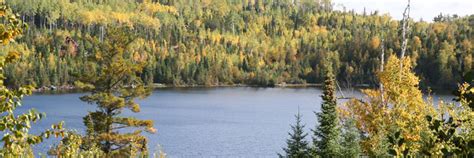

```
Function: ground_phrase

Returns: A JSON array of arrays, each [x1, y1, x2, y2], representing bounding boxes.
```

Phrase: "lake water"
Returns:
[[17, 87, 454, 157]]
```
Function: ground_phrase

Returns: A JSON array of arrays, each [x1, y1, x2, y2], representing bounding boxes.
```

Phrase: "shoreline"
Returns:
[[150, 83, 324, 88], [32, 83, 454, 94], [33, 83, 326, 93]]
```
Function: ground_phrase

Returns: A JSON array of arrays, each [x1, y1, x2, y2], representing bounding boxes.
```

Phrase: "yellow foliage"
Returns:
[[432, 23, 447, 34], [110, 12, 133, 27], [370, 36, 381, 49], [340, 55, 434, 156], [138, 2, 178, 15], [412, 36, 422, 48], [134, 13, 161, 31], [48, 54, 56, 70], [79, 9, 108, 25], [461, 39, 472, 52], [464, 54, 472, 71], [258, 58, 265, 67]]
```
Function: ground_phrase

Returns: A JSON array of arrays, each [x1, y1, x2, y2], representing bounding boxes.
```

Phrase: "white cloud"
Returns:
[[332, 0, 474, 21]]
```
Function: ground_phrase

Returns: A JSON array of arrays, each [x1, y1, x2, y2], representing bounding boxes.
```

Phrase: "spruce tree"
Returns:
[[340, 118, 361, 157], [76, 27, 156, 157], [279, 110, 310, 158], [312, 69, 341, 157]]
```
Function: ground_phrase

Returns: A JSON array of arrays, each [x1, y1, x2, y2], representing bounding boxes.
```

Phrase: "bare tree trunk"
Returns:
[[400, 0, 411, 59], [380, 38, 385, 105], [100, 25, 105, 42]]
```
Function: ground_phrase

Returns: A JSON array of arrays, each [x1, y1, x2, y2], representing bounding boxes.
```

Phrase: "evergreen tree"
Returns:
[[312, 69, 341, 157], [340, 118, 361, 157], [279, 110, 310, 158], [76, 27, 156, 157]]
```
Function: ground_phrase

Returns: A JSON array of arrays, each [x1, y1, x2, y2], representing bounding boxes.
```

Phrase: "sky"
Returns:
[[332, 0, 474, 21]]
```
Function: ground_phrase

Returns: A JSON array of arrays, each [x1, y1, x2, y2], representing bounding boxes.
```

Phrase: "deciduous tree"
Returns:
[[0, 3, 63, 157]]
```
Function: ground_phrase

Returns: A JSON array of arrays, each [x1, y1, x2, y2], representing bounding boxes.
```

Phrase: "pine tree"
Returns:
[[312, 69, 341, 157], [76, 27, 156, 157], [340, 118, 361, 158], [279, 110, 310, 158]]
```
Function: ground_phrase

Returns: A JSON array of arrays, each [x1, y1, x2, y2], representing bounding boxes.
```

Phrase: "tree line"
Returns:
[[2, 0, 473, 89]]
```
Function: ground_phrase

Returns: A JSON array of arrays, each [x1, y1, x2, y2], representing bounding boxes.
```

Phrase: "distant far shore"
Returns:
[[32, 82, 379, 93], [150, 83, 324, 88], [33, 82, 454, 93]]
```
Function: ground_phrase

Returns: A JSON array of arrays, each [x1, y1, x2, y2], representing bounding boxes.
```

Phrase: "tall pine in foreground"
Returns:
[[76, 27, 156, 157], [312, 69, 341, 157], [279, 110, 310, 158]]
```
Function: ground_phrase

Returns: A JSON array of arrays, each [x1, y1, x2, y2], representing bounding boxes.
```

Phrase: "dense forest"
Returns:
[[0, 0, 473, 157], [1, 0, 473, 89]]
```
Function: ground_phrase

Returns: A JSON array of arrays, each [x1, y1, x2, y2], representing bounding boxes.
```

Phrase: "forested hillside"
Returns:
[[3, 0, 473, 89]]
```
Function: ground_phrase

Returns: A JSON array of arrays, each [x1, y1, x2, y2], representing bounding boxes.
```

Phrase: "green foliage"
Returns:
[[420, 86, 474, 157], [0, 3, 64, 157], [48, 131, 105, 157], [75, 27, 156, 157], [455, 72, 474, 110], [312, 69, 340, 157], [340, 118, 361, 158], [279, 111, 311, 158]]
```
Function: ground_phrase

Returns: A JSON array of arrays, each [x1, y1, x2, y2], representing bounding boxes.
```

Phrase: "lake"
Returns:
[[18, 87, 454, 157]]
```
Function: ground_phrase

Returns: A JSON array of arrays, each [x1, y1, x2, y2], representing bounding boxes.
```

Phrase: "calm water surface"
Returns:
[[18, 87, 453, 157]]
